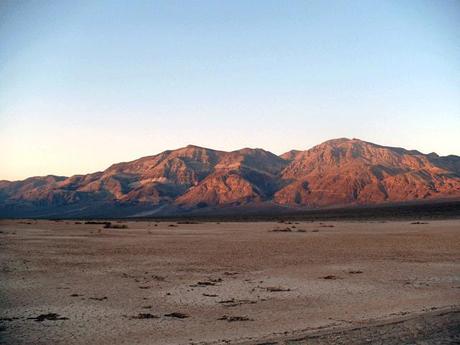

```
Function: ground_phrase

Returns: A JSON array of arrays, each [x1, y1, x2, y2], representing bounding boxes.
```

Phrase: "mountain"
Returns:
[[274, 138, 460, 207], [1, 138, 459, 218]]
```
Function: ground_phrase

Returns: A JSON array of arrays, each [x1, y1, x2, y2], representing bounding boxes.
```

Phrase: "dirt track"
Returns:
[[1, 219, 459, 344]]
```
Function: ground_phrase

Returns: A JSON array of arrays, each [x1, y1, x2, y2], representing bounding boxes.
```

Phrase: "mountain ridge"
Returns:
[[1, 138, 460, 218]]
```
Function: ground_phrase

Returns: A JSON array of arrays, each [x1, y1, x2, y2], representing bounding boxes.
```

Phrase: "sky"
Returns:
[[0, 0, 459, 181]]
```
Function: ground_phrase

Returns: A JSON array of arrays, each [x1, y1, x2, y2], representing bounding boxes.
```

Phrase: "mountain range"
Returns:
[[1, 138, 460, 218]]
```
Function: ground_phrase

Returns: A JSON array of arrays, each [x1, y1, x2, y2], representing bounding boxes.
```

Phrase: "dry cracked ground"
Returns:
[[0, 219, 459, 344]]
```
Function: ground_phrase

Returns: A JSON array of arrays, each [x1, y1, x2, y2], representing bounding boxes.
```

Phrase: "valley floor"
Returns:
[[0, 219, 459, 344]]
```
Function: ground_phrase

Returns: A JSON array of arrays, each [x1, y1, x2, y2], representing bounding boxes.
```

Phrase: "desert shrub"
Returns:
[[103, 222, 128, 229]]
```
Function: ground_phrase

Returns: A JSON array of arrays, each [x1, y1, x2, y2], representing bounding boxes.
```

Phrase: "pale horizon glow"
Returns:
[[1, 1, 459, 181]]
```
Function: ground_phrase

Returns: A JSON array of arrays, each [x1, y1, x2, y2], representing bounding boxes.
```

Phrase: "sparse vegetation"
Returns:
[[177, 220, 200, 224], [84, 221, 128, 229], [103, 222, 128, 229]]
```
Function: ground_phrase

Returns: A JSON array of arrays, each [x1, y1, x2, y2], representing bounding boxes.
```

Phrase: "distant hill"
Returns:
[[1, 138, 460, 218]]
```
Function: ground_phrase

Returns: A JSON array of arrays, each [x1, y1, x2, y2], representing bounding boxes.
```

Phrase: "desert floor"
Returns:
[[0, 219, 459, 345]]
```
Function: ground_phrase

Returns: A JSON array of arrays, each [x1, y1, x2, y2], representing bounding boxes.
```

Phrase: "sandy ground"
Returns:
[[0, 219, 459, 345]]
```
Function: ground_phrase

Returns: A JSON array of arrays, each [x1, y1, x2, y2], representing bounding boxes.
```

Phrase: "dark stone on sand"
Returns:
[[164, 312, 189, 319], [28, 313, 68, 322], [131, 313, 158, 319], [89, 296, 107, 301], [217, 315, 253, 322], [322, 275, 340, 280]]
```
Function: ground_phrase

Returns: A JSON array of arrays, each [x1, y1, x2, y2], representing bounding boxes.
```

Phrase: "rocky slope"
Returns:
[[1, 138, 459, 217]]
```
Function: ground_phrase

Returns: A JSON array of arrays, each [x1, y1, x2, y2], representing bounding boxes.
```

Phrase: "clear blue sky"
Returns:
[[1, 0, 459, 180]]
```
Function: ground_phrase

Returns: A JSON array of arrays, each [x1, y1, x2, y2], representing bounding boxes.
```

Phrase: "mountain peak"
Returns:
[[280, 150, 301, 161], [185, 144, 209, 149], [320, 137, 368, 146]]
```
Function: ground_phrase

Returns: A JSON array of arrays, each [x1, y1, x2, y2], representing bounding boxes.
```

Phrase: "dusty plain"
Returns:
[[0, 219, 459, 344]]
